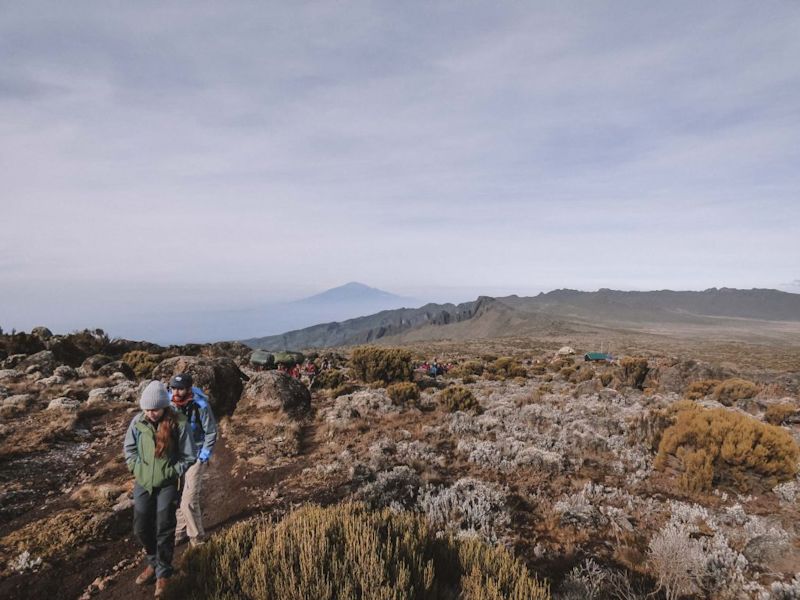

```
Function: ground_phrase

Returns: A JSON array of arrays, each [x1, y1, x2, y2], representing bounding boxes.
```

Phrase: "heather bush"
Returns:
[[386, 381, 420, 406], [713, 378, 759, 406], [330, 382, 359, 398], [438, 386, 481, 414], [121, 350, 160, 379], [312, 368, 349, 390], [684, 379, 722, 400], [350, 346, 414, 384], [449, 360, 484, 379], [764, 402, 797, 426], [654, 402, 799, 493], [619, 357, 649, 389], [167, 503, 549, 600], [489, 357, 527, 379]]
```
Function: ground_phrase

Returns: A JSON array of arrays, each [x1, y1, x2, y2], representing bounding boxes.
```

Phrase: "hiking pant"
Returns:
[[175, 461, 207, 541], [133, 482, 178, 579]]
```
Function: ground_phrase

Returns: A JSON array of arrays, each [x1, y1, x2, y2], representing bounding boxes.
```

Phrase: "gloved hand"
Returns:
[[198, 448, 212, 463]]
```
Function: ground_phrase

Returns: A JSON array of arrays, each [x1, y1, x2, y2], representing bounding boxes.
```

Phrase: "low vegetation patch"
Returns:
[[684, 379, 722, 400], [350, 346, 414, 384], [312, 368, 349, 390], [654, 402, 799, 493], [713, 377, 759, 406], [488, 357, 527, 379], [438, 386, 481, 414], [386, 382, 420, 406], [167, 503, 549, 600], [764, 402, 797, 426], [619, 356, 649, 389], [121, 350, 160, 379]]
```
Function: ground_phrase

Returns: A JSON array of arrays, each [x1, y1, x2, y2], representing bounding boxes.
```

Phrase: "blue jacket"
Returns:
[[173, 386, 217, 454]]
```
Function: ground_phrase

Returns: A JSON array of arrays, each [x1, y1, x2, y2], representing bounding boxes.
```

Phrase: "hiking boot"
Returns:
[[189, 537, 205, 548], [135, 565, 156, 585], [154, 577, 168, 598]]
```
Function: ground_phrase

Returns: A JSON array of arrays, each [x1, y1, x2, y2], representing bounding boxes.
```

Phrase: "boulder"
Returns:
[[20, 350, 56, 376], [54, 365, 78, 380], [152, 356, 245, 415], [47, 397, 81, 411], [97, 360, 135, 380], [79, 354, 113, 376], [31, 326, 54, 340], [0, 369, 21, 383], [238, 371, 311, 416], [2, 354, 28, 369], [3, 394, 35, 409]]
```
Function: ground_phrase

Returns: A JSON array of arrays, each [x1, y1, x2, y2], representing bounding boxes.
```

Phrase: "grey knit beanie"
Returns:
[[140, 380, 170, 410]]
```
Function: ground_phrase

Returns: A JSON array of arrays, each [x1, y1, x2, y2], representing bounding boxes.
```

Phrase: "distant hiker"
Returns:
[[124, 381, 195, 597], [169, 373, 218, 548]]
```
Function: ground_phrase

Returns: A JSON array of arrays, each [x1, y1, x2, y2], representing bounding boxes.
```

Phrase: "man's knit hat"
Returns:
[[140, 380, 170, 410], [169, 373, 193, 389]]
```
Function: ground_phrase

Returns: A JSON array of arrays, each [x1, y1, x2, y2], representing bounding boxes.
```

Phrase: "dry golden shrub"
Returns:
[[655, 402, 799, 493], [619, 357, 649, 389], [386, 382, 420, 406], [350, 347, 414, 384], [121, 350, 160, 379], [166, 503, 550, 600], [489, 357, 527, 379], [438, 386, 481, 414], [684, 379, 722, 400], [559, 366, 576, 380], [713, 378, 759, 406], [1, 508, 109, 559], [448, 360, 484, 379], [764, 402, 797, 426], [312, 368, 349, 390]]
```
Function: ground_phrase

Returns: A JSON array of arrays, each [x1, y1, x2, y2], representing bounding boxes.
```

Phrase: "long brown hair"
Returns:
[[154, 409, 178, 458]]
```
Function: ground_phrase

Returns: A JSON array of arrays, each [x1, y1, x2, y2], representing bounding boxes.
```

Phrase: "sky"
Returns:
[[1, 1, 799, 340]]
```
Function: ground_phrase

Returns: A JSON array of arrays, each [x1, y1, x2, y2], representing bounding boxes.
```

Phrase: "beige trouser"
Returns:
[[175, 461, 207, 541]]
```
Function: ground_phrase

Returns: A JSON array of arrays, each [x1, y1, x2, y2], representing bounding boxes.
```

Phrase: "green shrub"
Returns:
[[438, 386, 481, 414], [713, 378, 759, 406], [619, 357, 649, 389], [166, 503, 550, 600], [350, 346, 414, 384], [386, 382, 420, 406], [654, 402, 799, 493], [121, 350, 160, 379], [312, 369, 349, 390], [684, 379, 722, 400]]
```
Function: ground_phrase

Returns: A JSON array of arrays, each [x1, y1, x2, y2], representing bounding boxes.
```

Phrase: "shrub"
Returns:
[[350, 346, 414, 384], [619, 357, 649, 389], [559, 367, 576, 380], [765, 402, 797, 426], [684, 379, 722, 401], [167, 503, 550, 600], [121, 350, 160, 379], [655, 402, 799, 493], [713, 378, 759, 406], [598, 370, 614, 387], [489, 357, 527, 379], [448, 360, 484, 379], [330, 383, 359, 398], [386, 382, 420, 406], [439, 386, 481, 414], [312, 368, 349, 390], [461, 375, 476, 385]]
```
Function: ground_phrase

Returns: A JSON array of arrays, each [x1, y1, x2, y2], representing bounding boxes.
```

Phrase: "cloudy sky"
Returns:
[[2, 1, 799, 339]]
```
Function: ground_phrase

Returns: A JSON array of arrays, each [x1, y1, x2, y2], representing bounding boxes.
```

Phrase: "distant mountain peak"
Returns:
[[297, 282, 407, 305]]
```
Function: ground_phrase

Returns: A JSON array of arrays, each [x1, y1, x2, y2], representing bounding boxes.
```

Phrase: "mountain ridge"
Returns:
[[243, 288, 800, 350]]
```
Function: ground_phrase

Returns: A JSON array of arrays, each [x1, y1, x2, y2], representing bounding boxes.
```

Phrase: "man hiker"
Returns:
[[169, 373, 218, 547]]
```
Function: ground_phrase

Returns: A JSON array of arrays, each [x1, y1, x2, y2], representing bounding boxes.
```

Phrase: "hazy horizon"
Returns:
[[2, 2, 799, 340]]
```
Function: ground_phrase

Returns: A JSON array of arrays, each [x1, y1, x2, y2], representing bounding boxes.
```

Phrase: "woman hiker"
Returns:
[[124, 380, 196, 597]]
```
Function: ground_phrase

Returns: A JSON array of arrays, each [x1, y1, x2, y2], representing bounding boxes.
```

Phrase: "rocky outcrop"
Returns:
[[152, 356, 246, 415], [238, 372, 311, 417]]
